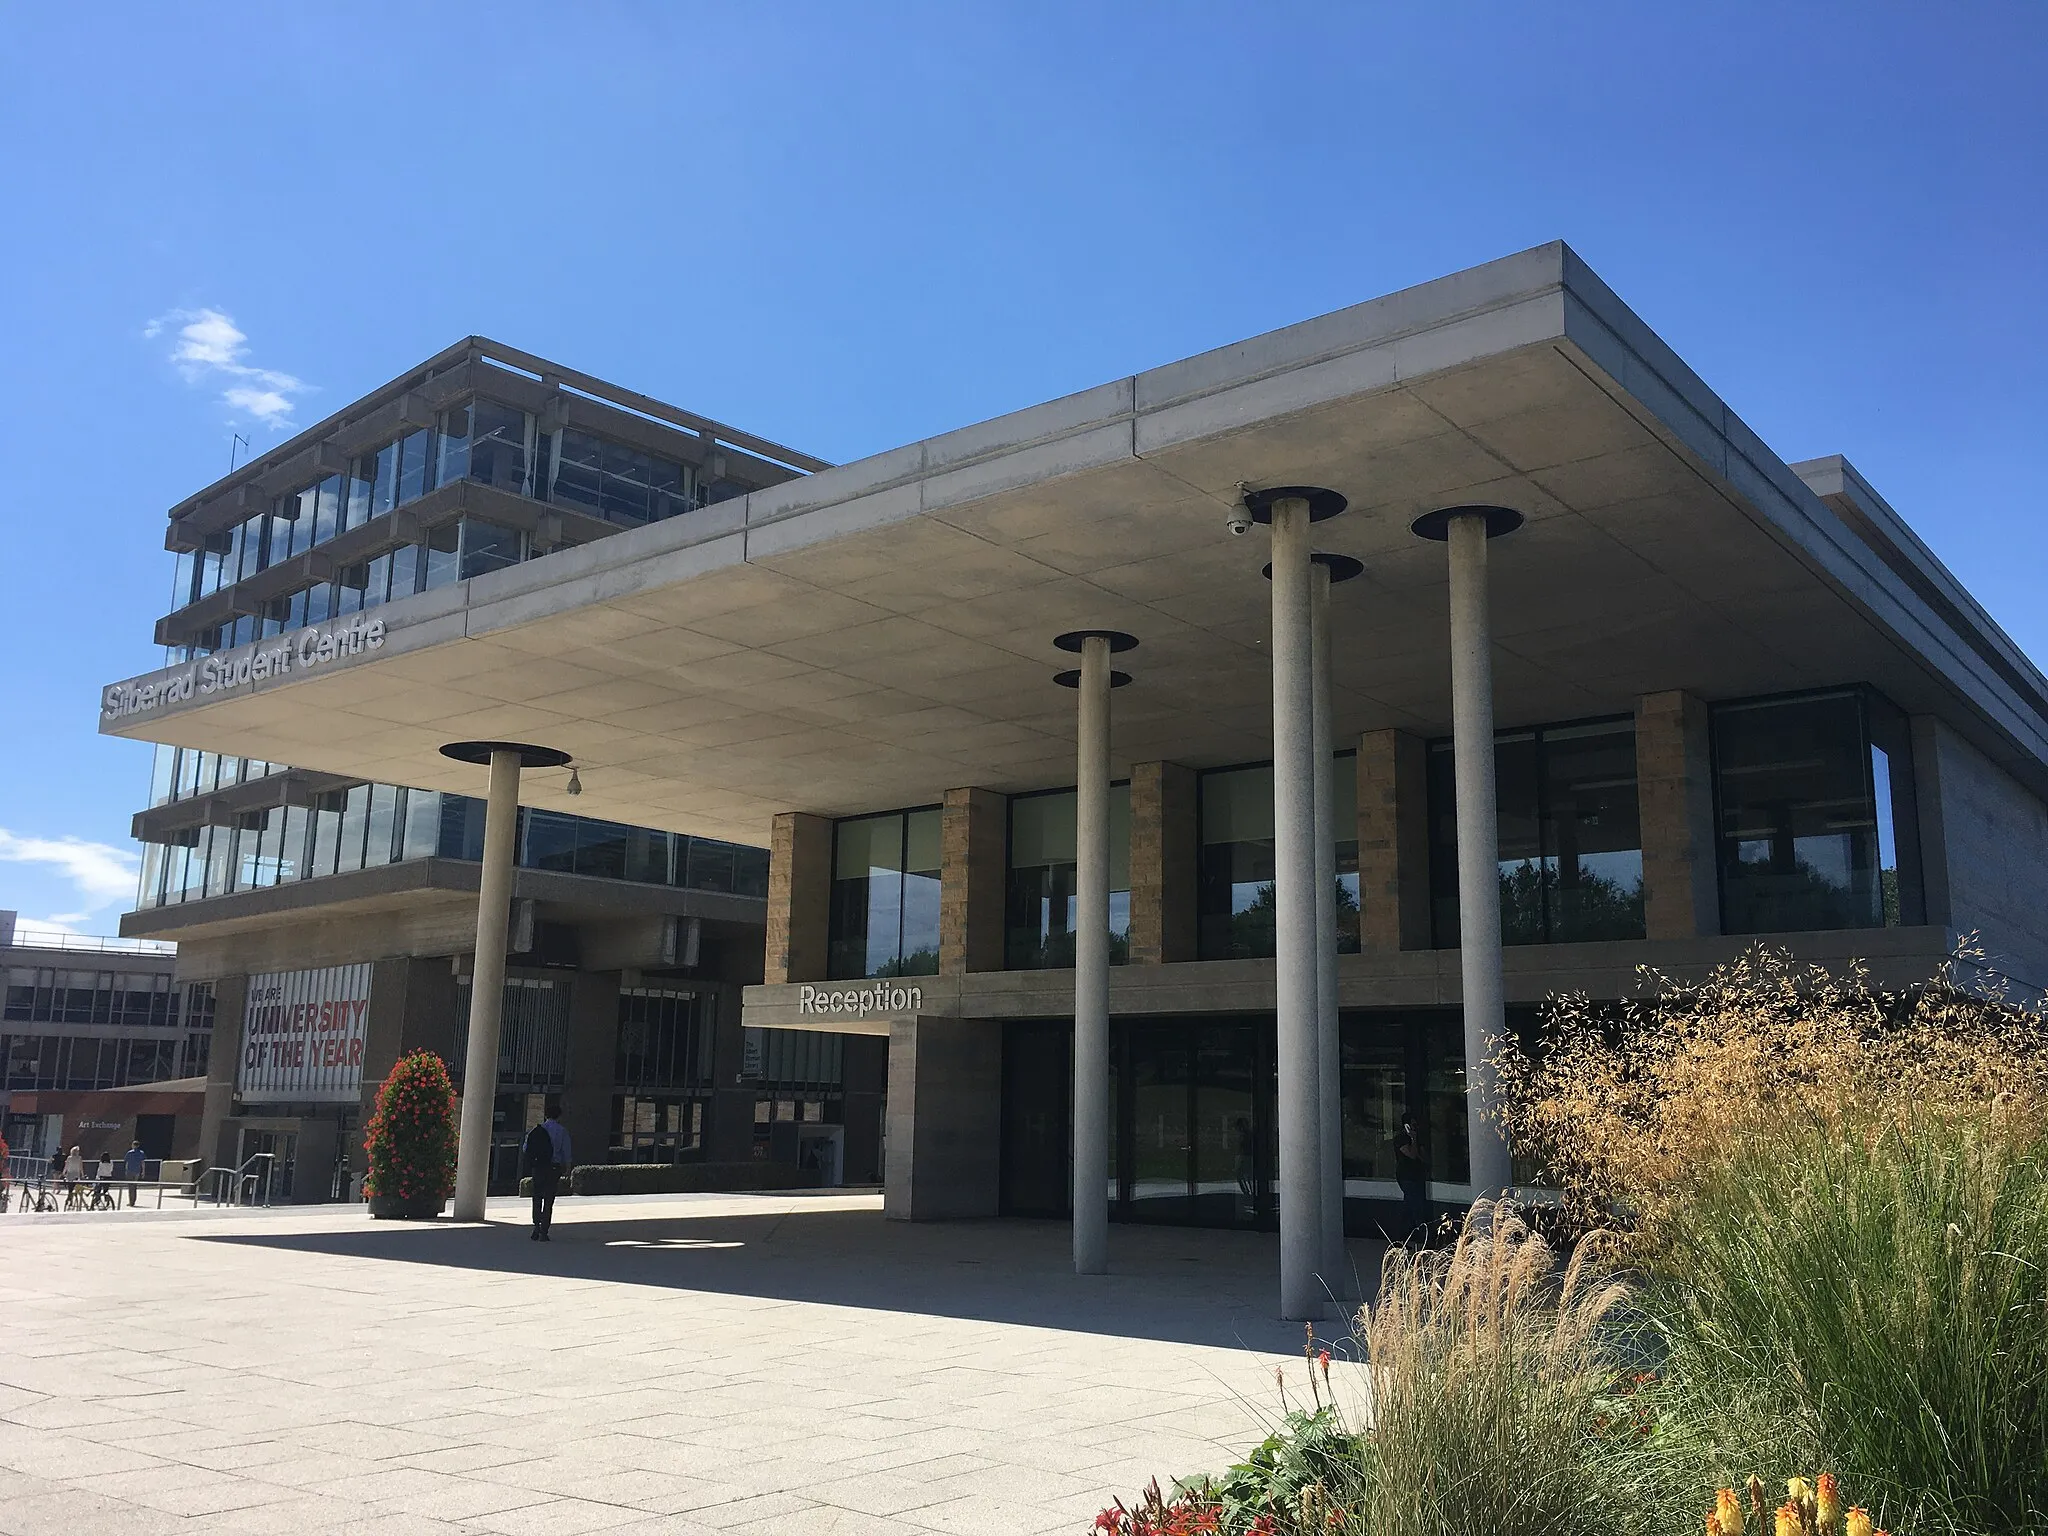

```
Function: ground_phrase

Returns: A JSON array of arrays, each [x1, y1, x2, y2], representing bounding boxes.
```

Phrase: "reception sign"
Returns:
[[238, 963, 373, 1104]]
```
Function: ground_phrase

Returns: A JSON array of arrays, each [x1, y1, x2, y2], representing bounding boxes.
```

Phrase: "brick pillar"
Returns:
[[766, 812, 832, 983], [1357, 729, 1431, 950], [1128, 761, 1196, 964], [940, 787, 1006, 975], [1636, 690, 1720, 939]]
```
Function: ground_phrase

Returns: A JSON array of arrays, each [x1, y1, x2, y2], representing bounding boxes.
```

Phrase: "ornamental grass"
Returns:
[[362, 1047, 457, 1211]]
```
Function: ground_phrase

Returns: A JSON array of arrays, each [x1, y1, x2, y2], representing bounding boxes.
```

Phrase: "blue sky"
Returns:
[[0, 3, 2042, 937]]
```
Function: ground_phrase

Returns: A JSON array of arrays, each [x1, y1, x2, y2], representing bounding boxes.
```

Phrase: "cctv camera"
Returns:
[[1226, 510, 1254, 536]]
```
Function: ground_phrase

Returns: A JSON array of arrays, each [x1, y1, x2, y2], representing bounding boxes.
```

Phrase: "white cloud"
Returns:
[[144, 306, 312, 430], [0, 829, 141, 912]]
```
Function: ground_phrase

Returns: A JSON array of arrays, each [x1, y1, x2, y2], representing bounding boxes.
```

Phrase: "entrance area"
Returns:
[[1000, 1009, 1534, 1233], [236, 1127, 297, 1201]]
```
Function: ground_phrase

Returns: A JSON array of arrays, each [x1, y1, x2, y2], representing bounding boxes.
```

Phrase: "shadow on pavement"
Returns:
[[194, 1201, 1376, 1354]]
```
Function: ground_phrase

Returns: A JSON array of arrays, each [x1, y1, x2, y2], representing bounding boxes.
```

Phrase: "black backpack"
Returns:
[[522, 1122, 554, 1176]]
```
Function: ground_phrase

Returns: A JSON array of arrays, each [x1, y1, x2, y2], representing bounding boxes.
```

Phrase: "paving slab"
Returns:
[[0, 1190, 1376, 1533]]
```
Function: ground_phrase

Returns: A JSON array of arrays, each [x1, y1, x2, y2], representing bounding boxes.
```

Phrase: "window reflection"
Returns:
[[1429, 718, 1645, 947], [827, 808, 942, 979], [1004, 786, 1131, 969], [1713, 689, 1921, 933]]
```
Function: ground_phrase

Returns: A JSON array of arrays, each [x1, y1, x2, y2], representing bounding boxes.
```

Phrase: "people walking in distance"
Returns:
[[62, 1145, 84, 1205], [523, 1098, 572, 1241], [123, 1140, 146, 1206]]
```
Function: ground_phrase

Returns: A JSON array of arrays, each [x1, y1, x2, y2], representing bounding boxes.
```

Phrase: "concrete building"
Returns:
[[1, 910, 205, 1163], [97, 244, 2048, 1309], [111, 341, 886, 1202]]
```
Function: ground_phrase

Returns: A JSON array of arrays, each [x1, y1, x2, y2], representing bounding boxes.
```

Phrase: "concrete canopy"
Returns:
[[101, 242, 2048, 846]]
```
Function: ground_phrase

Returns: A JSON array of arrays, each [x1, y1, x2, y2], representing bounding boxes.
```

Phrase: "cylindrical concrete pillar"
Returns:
[[1447, 512, 1513, 1200], [1309, 561, 1346, 1293], [452, 748, 522, 1221], [1071, 634, 1113, 1275], [1268, 495, 1322, 1319]]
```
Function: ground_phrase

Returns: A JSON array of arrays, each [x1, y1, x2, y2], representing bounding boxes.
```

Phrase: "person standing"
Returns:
[[123, 1140, 146, 1206], [522, 1099, 571, 1241], [63, 1144, 84, 1195], [1393, 1115, 1429, 1246]]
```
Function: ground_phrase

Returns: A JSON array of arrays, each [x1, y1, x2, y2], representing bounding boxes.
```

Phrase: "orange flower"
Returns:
[[1816, 1473, 1841, 1533], [1716, 1488, 1746, 1536], [1844, 1511, 1874, 1536], [1774, 1504, 1800, 1536]]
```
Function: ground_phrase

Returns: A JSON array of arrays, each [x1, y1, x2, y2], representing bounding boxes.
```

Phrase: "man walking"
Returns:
[[123, 1139, 146, 1206], [522, 1098, 571, 1241]]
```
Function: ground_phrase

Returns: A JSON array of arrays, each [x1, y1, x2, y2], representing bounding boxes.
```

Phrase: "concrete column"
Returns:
[[1356, 729, 1432, 951], [883, 1017, 1001, 1221], [1309, 562, 1346, 1290], [940, 787, 1007, 975], [559, 970, 620, 1176], [1269, 496, 1322, 1319], [1636, 691, 1720, 940], [1072, 634, 1113, 1275], [1445, 511, 1512, 1202], [453, 749, 521, 1222], [196, 973, 250, 1176], [766, 812, 832, 984], [1127, 761, 1197, 965]]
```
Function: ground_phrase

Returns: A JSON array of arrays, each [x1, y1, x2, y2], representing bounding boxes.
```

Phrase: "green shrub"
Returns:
[[1638, 1117, 2048, 1534]]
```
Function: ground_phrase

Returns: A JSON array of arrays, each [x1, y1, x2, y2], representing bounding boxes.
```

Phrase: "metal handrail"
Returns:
[[3, 932, 177, 955], [206, 1152, 277, 1208]]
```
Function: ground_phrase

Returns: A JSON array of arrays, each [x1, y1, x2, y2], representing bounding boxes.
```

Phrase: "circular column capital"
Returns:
[[1262, 552, 1365, 582], [1410, 504, 1525, 541], [1052, 629, 1139, 654], [439, 740, 573, 768], [1242, 485, 1348, 524]]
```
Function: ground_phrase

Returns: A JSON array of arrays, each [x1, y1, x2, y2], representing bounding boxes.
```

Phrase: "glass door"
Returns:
[[1190, 1023, 1261, 1226], [1124, 1024, 1192, 1222], [1118, 1018, 1271, 1229]]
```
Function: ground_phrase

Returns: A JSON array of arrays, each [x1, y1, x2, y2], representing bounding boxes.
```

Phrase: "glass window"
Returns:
[[171, 549, 196, 609], [334, 563, 368, 615], [312, 474, 343, 546], [457, 518, 522, 579], [600, 440, 654, 524], [365, 784, 401, 867], [399, 790, 440, 861], [277, 805, 309, 882], [362, 550, 392, 609], [1429, 718, 1645, 947], [551, 428, 604, 515], [423, 522, 460, 589], [385, 544, 420, 602], [351, 441, 398, 525], [522, 809, 579, 873], [437, 406, 471, 484], [650, 456, 694, 522], [1197, 765, 1276, 959], [1005, 786, 1131, 969], [148, 745, 177, 807], [270, 493, 303, 563], [827, 808, 941, 979], [303, 579, 333, 626], [468, 401, 528, 494], [687, 839, 736, 893], [1713, 689, 1922, 934], [309, 791, 342, 878], [574, 821, 630, 881], [236, 514, 270, 581], [439, 795, 486, 861], [623, 827, 671, 885], [334, 785, 371, 874], [396, 429, 432, 505]]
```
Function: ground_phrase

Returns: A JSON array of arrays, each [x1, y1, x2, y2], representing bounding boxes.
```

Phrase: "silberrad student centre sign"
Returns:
[[101, 614, 389, 722]]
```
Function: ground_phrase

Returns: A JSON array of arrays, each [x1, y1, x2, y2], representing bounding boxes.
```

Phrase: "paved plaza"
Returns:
[[0, 1191, 1376, 1534]]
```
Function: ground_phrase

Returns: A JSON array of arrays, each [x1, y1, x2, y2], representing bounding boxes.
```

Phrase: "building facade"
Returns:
[[96, 247, 2048, 1308], [1, 910, 208, 1164], [113, 341, 885, 1201]]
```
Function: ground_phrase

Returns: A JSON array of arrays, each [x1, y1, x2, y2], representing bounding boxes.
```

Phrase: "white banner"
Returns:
[[238, 963, 374, 1104]]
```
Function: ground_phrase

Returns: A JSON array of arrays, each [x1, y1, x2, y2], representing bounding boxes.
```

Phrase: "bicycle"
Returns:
[[87, 1182, 117, 1212]]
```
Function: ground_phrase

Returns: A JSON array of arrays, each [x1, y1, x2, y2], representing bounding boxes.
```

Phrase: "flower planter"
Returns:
[[368, 1192, 444, 1220]]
